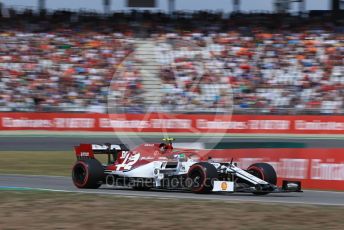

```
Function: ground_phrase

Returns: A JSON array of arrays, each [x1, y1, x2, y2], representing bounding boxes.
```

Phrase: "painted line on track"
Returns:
[[0, 173, 69, 178], [2, 174, 343, 195], [0, 186, 37, 191], [1, 173, 343, 195], [0, 184, 343, 207]]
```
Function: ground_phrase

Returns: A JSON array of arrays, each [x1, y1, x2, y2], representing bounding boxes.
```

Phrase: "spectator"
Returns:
[[0, 10, 342, 114]]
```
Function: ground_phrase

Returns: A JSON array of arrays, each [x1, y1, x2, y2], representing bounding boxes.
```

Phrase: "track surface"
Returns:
[[1, 136, 344, 151], [1, 174, 343, 206]]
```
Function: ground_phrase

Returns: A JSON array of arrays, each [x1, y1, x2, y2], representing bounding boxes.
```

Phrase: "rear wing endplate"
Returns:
[[74, 143, 129, 159]]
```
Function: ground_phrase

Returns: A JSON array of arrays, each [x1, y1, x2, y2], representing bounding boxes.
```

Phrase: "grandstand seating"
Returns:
[[0, 10, 342, 114]]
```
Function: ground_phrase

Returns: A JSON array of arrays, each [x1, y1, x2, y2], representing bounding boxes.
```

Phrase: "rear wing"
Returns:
[[74, 144, 129, 160]]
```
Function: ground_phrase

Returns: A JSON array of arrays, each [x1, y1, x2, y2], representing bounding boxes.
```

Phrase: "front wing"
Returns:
[[212, 180, 302, 193]]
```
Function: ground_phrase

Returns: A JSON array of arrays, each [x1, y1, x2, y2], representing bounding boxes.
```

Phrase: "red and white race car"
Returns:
[[72, 138, 302, 194]]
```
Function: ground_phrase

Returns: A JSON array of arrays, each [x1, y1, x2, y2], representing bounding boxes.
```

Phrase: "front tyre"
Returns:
[[72, 159, 104, 189], [187, 162, 218, 194], [247, 163, 277, 195]]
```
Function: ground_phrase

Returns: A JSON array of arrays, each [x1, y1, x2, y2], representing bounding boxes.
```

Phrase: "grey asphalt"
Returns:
[[1, 136, 344, 151], [0, 174, 343, 206]]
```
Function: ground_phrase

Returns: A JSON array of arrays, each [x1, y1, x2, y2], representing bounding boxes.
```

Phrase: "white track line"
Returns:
[[1, 174, 343, 194], [0, 174, 69, 179], [1, 174, 343, 206], [1, 185, 343, 206]]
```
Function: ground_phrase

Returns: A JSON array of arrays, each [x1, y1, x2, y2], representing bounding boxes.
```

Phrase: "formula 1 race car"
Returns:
[[72, 138, 302, 195]]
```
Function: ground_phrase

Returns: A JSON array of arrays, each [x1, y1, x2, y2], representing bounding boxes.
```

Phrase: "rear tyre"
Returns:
[[247, 163, 277, 195], [187, 162, 218, 194], [72, 159, 104, 189]]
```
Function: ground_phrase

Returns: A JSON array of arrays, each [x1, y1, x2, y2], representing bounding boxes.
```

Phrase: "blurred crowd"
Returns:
[[0, 10, 343, 114], [0, 10, 144, 113]]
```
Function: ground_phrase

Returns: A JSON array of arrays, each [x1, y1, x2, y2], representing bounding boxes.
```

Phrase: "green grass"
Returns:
[[0, 190, 343, 229], [0, 151, 90, 176]]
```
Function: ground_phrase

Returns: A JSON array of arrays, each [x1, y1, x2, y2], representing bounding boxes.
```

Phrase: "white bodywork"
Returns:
[[106, 155, 269, 191]]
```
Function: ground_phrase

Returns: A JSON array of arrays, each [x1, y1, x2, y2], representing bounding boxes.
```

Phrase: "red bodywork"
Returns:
[[74, 143, 214, 172]]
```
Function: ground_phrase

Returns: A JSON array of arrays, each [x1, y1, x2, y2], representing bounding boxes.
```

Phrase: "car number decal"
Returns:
[[116, 152, 141, 171]]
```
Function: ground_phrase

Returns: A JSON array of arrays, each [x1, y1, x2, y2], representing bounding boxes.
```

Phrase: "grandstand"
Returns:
[[0, 3, 343, 114]]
